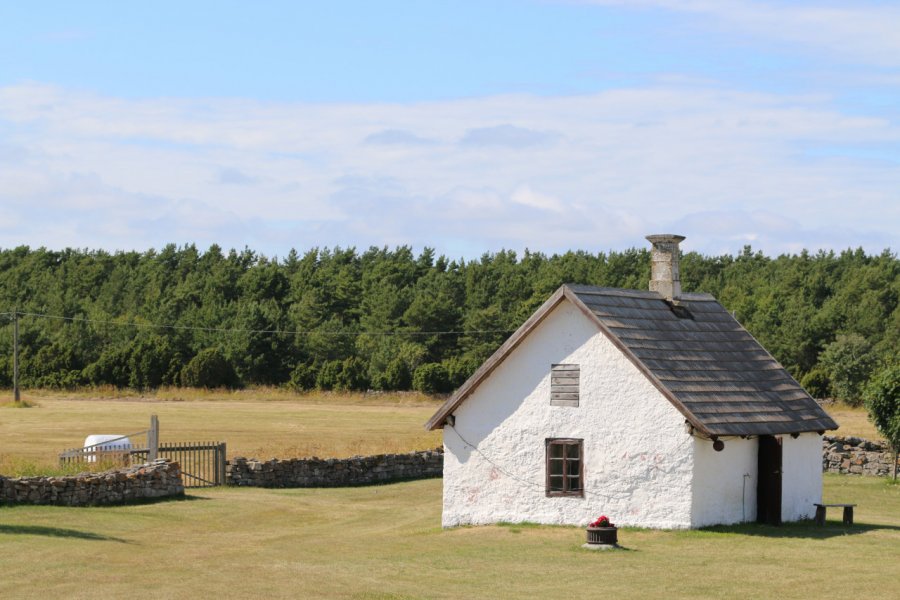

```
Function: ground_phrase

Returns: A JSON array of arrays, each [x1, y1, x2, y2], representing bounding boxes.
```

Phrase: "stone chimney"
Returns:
[[646, 234, 685, 300]]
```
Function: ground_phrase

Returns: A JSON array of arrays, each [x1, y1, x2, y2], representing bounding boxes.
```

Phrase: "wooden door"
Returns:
[[757, 435, 782, 525]]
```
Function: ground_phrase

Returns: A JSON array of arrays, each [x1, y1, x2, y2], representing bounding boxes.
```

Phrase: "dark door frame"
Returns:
[[757, 435, 783, 525]]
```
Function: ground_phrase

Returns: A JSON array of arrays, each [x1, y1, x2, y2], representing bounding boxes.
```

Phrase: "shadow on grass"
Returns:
[[0, 492, 211, 510], [106, 492, 214, 506], [0, 524, 130, 543], [159, 493, 212, 502], [580, 544, 637, 553], [700, 520, 900, 539]]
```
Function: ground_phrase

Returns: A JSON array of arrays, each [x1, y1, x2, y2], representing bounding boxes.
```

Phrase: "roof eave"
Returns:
[[705, 417, 840, 437]]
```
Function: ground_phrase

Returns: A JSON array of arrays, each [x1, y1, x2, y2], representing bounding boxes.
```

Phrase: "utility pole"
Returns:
[[13, 308, 20, 403]]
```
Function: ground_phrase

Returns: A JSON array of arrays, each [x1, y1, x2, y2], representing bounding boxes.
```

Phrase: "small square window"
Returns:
[[551, 364, 579, 407], [546, 438, 583, 497]]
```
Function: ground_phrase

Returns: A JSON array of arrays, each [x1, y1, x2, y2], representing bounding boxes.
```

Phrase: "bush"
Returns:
[[315, 360, 343, 390], [128, 334, 181, 389], [800, 368, 831, 400], [819, 334, 877, 406], [443, 355, 480, 389], [180, 348, 240, 388], [864, 364, 900, 449], [865, 364, 900, 480], [33, 369, 85, 390], [373, 358, 411, 391], [413, 362, 451, 394], [335, 357, 368, 391], [288, 363, 317, 391], [83, 348, 131, 387]]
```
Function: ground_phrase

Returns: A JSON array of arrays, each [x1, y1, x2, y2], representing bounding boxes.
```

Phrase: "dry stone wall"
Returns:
[[0, 459, 184, 506], [822, 436, 898, 477], [225, 439, 897, 490], [227, 448, 443, 487]]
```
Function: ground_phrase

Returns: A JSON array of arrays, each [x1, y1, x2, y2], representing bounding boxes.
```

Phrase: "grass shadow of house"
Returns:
[[698, 520, 898, 539]]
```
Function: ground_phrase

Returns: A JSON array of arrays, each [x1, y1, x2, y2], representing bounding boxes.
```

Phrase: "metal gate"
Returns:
[[59, 415, 227, 489], [132, 441, 226, 488]]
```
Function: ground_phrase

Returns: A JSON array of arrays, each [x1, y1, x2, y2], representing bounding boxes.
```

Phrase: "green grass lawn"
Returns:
[[0, 474, 897, 599]]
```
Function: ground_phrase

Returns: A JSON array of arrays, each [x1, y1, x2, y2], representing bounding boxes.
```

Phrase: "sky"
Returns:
[[0, 0, 898, 259]]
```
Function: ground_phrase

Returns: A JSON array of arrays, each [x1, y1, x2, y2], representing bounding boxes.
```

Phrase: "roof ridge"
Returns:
[[564, 284, 716, 301]]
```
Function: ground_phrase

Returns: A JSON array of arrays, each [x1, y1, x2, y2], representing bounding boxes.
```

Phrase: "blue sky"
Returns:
[[0, 0, 898, 257]]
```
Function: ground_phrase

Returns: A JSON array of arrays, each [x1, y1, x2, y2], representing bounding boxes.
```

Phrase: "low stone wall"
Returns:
[[823, 436, 898, 477], [0, 459, 185, 506], [227, 448, 443, 487]]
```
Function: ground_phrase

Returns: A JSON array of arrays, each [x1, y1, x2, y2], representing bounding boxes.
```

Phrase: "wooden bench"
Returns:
[[814, 503, 856, 526]]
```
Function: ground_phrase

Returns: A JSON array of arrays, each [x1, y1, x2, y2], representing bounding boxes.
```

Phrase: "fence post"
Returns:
[[218, 442, 227, 486], [148, 415, 159, 461]]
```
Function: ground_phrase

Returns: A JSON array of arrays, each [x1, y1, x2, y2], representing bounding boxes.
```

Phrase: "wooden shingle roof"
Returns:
[[567, 284, 837, 436], [426, 284, 838, 436]]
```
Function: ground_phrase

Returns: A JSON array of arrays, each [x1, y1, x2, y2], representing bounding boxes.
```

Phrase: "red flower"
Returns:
[[590, 515, 613, 528]]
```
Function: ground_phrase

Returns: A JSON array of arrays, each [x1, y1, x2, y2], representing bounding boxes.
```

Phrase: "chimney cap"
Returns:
[[646, 234, 686, 244]]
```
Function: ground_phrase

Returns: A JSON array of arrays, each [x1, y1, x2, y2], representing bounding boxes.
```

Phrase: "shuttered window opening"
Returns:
[[546, 438, 583, 497], [551, 363, 580, 407]]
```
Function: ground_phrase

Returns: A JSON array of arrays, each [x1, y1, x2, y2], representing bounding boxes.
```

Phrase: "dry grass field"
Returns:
[[824, 401, 881, 440], [0, 388, 443, 473]]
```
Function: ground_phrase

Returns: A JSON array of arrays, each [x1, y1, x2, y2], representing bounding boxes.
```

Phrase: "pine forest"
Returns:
[[0, 243, 896, 405]]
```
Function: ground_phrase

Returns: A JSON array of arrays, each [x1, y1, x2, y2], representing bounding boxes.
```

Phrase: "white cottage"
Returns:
[[426, 235, 838, 529]]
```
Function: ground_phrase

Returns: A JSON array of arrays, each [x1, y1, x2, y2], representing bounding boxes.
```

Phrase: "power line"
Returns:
[[447, 424, 555, 495], [4, 309, 516, 338]]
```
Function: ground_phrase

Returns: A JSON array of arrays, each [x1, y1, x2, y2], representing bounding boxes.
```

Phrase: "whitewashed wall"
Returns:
[[781, 433, 823, 522], [442, 300, 695, 529], [691, 437, 758, 527]]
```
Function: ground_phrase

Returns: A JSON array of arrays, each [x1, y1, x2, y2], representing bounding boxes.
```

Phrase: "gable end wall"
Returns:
[[442, 300, 695, 528]]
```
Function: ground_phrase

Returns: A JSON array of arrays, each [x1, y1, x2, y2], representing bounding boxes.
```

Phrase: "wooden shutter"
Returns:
[[551, 364, 579, 407]]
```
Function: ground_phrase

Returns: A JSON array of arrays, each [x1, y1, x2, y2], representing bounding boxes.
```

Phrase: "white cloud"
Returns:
[[0, 82, 897, 256], [215, 167, 260, 186], [460, 124, 562, 148], [364, 129, 436, 146], [581, 0, 900, 67], [510, 186, 565, 213]]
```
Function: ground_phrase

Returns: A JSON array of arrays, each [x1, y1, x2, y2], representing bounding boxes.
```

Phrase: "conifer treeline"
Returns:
[[0, 244, 896, 401]]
